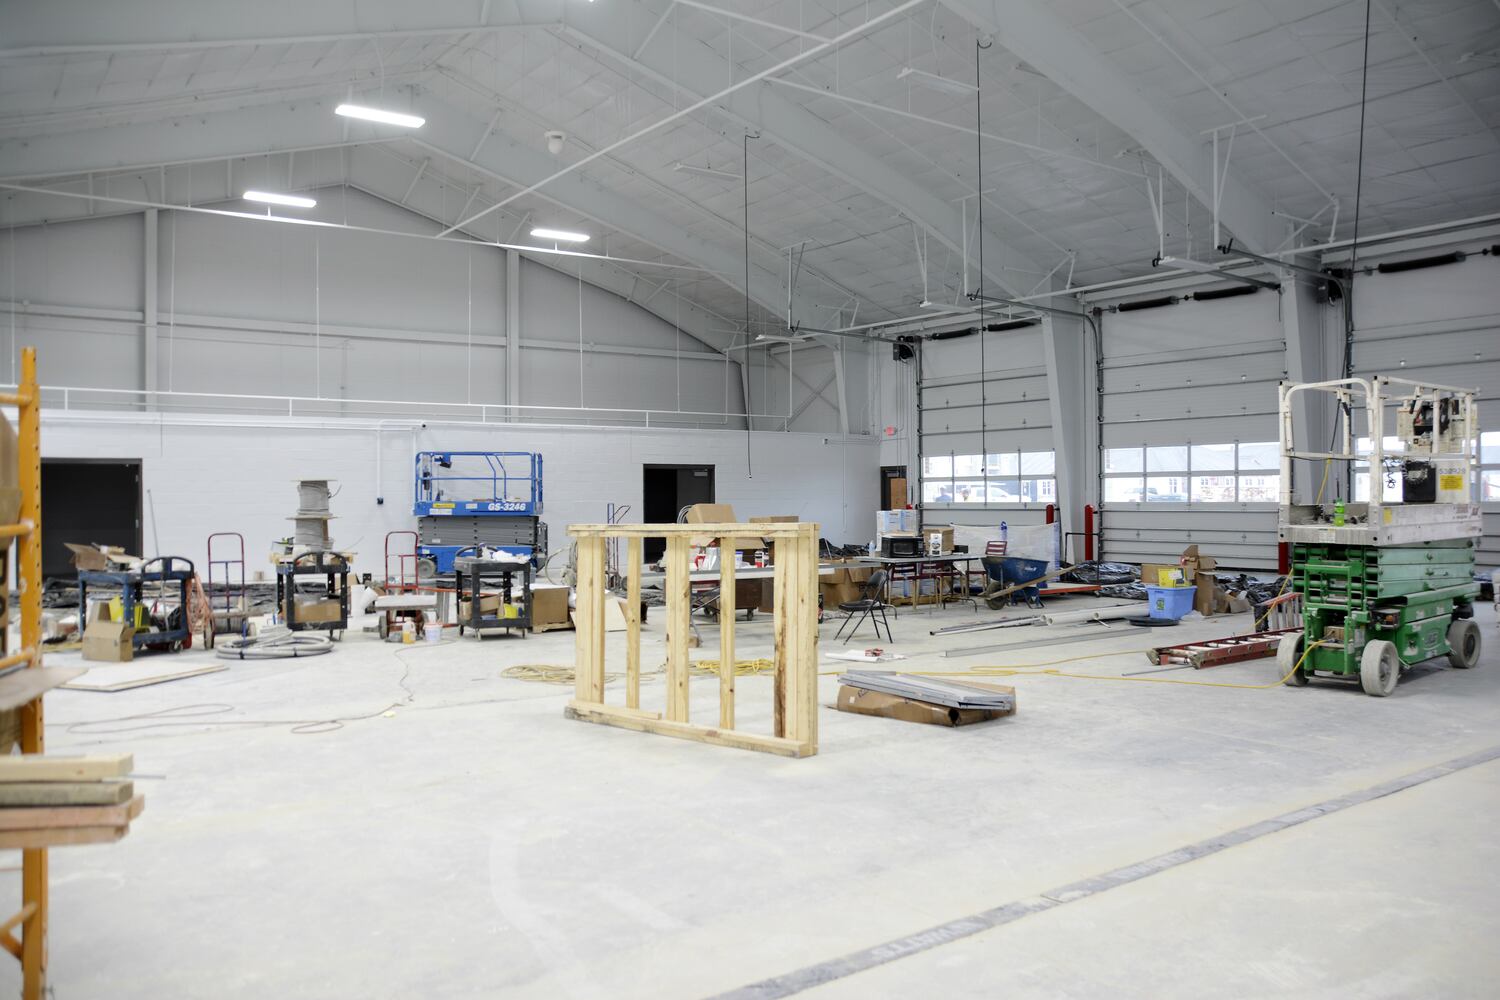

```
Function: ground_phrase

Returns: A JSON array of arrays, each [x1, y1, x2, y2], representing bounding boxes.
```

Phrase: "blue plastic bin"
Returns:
[[1146, 585, 1196, 620]]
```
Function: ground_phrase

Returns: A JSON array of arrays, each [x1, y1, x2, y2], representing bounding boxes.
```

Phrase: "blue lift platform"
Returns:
[[413, 451, 547, 574]]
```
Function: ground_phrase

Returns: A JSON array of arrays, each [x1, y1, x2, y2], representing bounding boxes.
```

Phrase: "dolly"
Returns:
[[1275, 376, 1482, 696]]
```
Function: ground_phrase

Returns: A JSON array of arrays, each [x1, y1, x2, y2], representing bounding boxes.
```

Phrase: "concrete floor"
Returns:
[[6, 595, 1498, 998]]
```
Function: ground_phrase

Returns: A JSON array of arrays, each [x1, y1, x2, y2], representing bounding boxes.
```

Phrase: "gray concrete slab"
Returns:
[[5, 598, 1496, 998]]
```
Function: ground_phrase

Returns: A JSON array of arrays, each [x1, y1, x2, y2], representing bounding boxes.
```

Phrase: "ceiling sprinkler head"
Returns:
[[545, 130, 566, 155]]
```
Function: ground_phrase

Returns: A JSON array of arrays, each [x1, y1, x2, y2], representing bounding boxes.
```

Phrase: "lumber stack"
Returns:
[[0, 754, 143, 848]]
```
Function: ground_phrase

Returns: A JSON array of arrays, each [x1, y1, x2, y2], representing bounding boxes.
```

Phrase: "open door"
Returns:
[[41, 459, 142, 578], [642, 464, 714, 563]]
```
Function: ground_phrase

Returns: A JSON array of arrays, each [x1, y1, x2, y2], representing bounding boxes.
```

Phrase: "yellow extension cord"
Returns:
[[505, 643, 1325, 693], [501, 658, 775, 686]]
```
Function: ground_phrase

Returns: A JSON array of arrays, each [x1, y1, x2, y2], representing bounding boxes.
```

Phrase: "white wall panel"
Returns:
[[0, 198, 750, 424], [37, 411, 879, 578]]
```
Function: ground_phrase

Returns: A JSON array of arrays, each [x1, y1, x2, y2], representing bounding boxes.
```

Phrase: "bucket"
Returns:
[[424, 616, 443, 643], [1146, 585, 1196, 620], [501, 604, 520, 619]]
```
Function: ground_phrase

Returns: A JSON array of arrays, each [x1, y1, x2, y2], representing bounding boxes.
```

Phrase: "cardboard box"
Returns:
[[288, 596, 343, 624], [748, 515, 799, 524], [684, 503, 762, 550], [877, 509, 915, 535], [81, 603, 134, 662], [926, 526, 955, 555], [835, 682, 1017, 727], [458, 594, 503, 619], [888, 477, 908, 510], [65, 543, 135, 572], [531, 585, 572, 632]]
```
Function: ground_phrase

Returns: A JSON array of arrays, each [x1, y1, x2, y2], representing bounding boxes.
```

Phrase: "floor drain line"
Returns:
[[713, 744, 1500, 1000]]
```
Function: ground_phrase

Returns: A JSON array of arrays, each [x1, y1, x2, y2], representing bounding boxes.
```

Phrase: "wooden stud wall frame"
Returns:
[[565, 522, 820, 758]]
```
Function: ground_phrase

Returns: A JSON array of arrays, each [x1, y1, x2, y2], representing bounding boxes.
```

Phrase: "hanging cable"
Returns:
[[975, 38, 990, 481], [743, 130, 757, 477]]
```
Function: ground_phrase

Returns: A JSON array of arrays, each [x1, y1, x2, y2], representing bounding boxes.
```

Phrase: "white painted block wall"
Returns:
[[40, 411, 879, 579]]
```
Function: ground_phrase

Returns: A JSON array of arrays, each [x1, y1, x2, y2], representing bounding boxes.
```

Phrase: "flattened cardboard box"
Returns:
[[835, 682, 1017, 728]]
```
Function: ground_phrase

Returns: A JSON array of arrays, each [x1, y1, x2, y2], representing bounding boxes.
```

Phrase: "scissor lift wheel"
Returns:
[[1447, 618, 1481, 669], [1360, 639, 1400, 697], [1278, 632, 1308, 686]]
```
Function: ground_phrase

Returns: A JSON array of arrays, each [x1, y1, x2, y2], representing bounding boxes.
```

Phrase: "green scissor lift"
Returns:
[[1278, 539, 1480, 696], [1277, 376, 1483, 697]]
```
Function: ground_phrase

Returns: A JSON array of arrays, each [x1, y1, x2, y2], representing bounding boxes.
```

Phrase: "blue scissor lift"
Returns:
[[413, 451, 547, 574]]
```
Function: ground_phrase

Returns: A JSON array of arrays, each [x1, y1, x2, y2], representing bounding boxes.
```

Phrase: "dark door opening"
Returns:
[[881, 465, 909, 510], [41, 459, 142, 579], [642, 464, 714, 563]]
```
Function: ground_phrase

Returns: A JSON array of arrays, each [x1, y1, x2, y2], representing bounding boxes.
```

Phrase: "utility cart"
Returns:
[[1276, 376, 1482, 696], [77, 555, 196, 653], [275, 550, 350, 640], [453, 548, 531, 639]]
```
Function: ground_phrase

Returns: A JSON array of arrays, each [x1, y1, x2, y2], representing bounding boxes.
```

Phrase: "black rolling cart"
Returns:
[[276, 550, 350, 640], [453, 548, 531, 639], [78, 555, 197, 653]]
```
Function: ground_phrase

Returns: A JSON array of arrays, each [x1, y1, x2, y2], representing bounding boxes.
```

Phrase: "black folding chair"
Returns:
[[834, 570, 891, 644]]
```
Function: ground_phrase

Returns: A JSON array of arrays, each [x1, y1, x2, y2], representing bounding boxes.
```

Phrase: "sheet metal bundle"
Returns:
[[835, 670, 1016, 711]]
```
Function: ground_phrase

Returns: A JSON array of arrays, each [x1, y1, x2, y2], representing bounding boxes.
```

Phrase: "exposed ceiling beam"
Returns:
[[1, 0, 1046, 300], [0, 93, 827, 346], [558, 1, 1042, 297], [941, 0, 1280, 254]]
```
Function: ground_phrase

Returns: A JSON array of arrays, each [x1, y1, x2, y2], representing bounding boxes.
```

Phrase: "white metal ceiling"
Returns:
[[0, 0, 1496, 340]]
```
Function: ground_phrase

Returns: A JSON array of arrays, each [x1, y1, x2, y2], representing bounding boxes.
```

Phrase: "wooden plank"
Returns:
[[0, 825, 129, 850], [798, 529, 820, 751], [0, 667, 86, 712], [572, 536, 607, 705], [0, 794, 144, 831], [0, 781, 132, 807], [569, 522, 805, 539], [664, 535, 691, 723], [772, 534, 792, 739], [626, 537, 642, 710], [565, 701, 812, 758], [0, 754, 132, 783], [61, 663, 226, 692], [718, 553, 735, 729]]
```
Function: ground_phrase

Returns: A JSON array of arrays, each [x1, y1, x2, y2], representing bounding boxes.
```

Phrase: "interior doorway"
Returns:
[[642, 464, 715, 562], [881, 465, 909, 510], [41, 459, 142, 579]]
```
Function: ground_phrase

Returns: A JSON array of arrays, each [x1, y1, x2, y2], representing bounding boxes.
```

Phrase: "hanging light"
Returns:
[[334, 103, 425, 128], [530, 227, 590, 243], [243, 190, 317, 209]]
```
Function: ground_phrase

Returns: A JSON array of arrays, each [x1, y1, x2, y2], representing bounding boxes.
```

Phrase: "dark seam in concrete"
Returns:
[[712, 743, 1500, 1000]]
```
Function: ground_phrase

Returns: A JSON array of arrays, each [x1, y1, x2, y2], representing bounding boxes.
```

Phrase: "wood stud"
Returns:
[[566, 522, 820, 758]]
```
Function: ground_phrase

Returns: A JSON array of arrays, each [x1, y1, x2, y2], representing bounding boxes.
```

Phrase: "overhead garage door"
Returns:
[[1097, 288, 1284, 570], [1348, 252, 1500, 571], [917, 327, 1055, 532]]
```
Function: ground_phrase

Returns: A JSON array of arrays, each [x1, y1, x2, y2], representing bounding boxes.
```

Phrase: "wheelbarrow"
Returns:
[[981, 555, 1048, 610]]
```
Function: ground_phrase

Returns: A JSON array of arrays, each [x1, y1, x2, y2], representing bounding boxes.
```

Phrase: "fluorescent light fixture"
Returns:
[[334, 103, 425, 128], [530, 227, 589, 243], [673, 161, 743, 182], [1155, 255, 1280, 291], [1156, 255, 1222, 274], [753, 333, 809, 344], [243, 190, 317, 209], [897, 66, 977, 97]]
